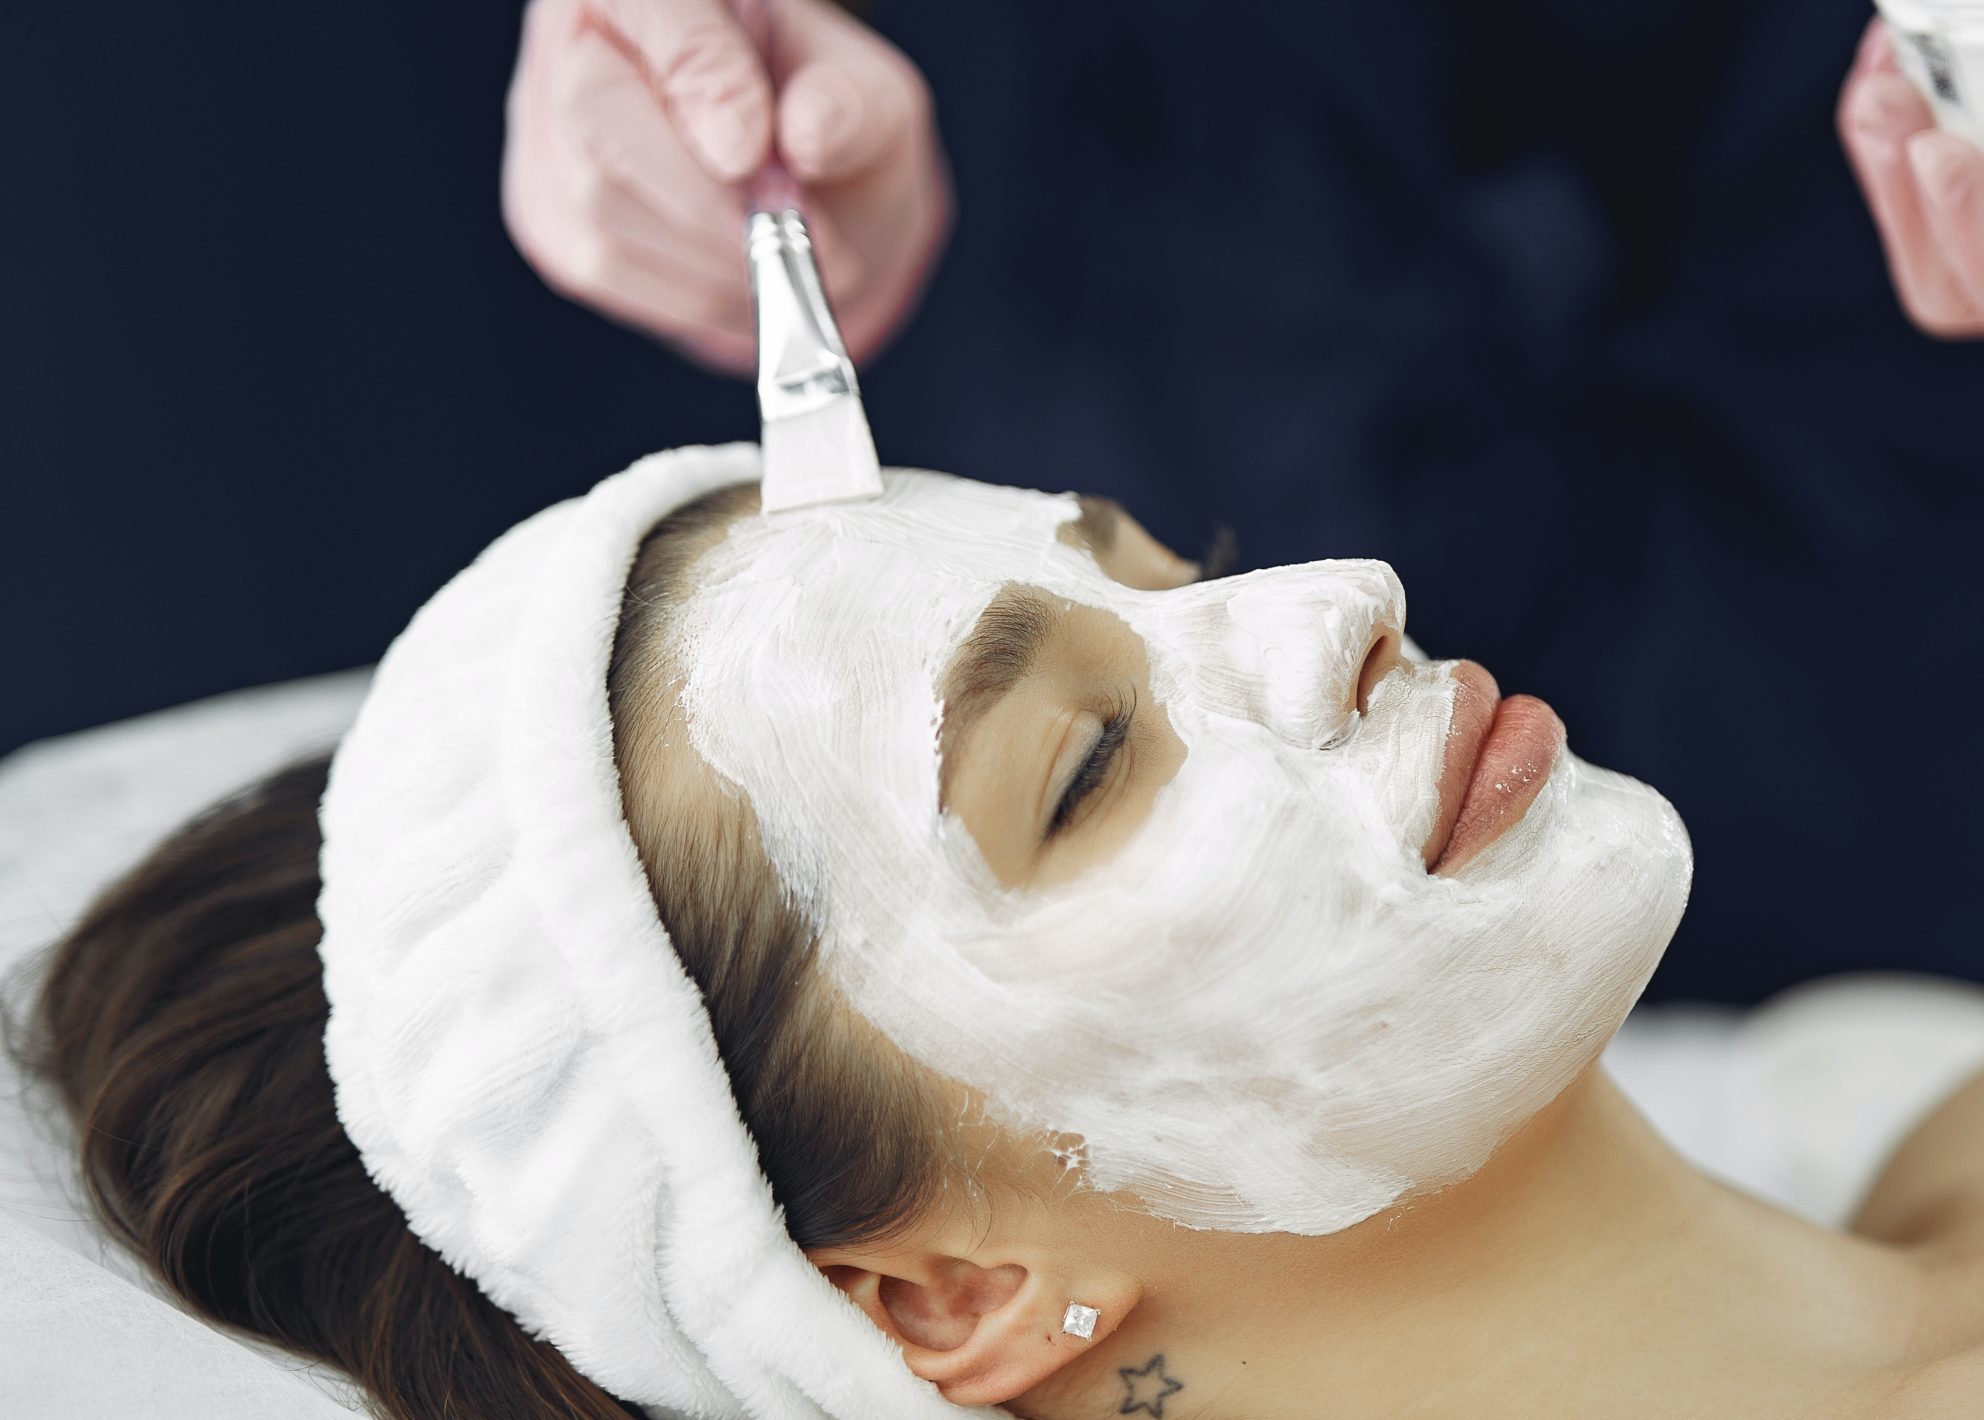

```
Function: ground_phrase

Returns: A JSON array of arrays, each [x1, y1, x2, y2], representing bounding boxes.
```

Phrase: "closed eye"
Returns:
[[1040, 538, 1218, 842], [1048, 688, 1136, 839]]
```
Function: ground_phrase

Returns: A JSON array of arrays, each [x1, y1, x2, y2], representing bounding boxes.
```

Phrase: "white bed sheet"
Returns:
[[1, 671, 373, 1419], [3, 671, 1981, 1418]]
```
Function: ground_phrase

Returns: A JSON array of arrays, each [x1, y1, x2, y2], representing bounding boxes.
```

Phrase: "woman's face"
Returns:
[[671, 471, 1692, 1235]]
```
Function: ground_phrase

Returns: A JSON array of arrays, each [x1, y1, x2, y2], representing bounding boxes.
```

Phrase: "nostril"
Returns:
[[1354, 632, 1402, 717]]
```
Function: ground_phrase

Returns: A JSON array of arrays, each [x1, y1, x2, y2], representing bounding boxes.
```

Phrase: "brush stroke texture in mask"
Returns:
[[672, 471, 1692, 1234]]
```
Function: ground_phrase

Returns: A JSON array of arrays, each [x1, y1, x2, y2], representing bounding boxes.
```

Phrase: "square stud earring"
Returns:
[[1061, 1302, 1101, 1340]]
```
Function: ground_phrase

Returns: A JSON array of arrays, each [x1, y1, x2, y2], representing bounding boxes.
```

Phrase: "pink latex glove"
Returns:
[[502, 0, 951, 374], [1839, 17, 1984, 339]]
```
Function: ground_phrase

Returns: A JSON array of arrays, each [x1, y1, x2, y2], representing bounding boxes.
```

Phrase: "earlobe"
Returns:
[[816, 1255, 1142, 1407]]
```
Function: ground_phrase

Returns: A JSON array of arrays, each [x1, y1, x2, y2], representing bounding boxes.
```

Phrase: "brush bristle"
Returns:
[[759, 395, 883, 513]]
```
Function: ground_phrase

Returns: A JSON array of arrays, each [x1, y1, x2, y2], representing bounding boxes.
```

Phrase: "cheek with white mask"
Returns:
[[675, 470, 1694, 1236]]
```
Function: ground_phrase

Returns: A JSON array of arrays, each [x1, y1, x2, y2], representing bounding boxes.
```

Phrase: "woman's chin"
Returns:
[[1439, 749, 1693, 1022]]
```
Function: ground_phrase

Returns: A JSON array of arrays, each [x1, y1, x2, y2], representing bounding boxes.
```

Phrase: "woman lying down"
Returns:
[[15, 443, 1984, 1420]]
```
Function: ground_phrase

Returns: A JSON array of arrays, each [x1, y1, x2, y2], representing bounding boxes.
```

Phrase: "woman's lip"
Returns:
[[1422, 663, 1565, 875], [1421, 661, 1499, 870]]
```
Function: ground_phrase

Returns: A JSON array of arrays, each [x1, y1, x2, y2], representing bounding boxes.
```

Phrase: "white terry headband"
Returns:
[[316, 444, 987, 1420]]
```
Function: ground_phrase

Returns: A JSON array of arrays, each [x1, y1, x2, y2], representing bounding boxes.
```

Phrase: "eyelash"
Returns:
[[1034, 543, 1204, 846], [1048, 687, 1136, 840]]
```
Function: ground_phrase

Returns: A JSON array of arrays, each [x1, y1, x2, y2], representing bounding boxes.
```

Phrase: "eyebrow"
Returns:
[[936, 585, 1059, 808]]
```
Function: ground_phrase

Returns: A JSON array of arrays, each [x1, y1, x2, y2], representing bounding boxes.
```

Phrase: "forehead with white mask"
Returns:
[[671, 470, 1692, 1235]]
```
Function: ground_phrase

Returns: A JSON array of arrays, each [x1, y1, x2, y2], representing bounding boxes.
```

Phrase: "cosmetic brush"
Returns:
[[735, 0, 882, 513]]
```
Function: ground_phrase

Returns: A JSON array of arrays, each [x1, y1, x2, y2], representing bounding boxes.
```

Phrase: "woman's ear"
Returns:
[[813, 1248, 1142, 1408]]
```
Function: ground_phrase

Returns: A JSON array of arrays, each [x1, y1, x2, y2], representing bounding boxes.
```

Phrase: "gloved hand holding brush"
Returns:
[[502, 0, 950, 374]]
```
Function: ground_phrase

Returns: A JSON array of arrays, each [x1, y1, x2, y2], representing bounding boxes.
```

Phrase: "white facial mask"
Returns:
[[673, 471, 1692, 1234]]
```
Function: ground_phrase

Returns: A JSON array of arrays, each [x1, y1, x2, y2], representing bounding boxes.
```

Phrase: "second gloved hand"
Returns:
[[502, 0, 951, 373], [1839, 18, 1984, 339]]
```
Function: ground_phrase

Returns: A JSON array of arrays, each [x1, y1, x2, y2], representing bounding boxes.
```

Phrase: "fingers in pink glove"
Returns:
[[1839, 17, 1984, 337], [564, 16, 866, 306], [505, 0, 753, 367], [763, 0, 951, 363], [772, 0, 930, 183], [1907, 130, 1984, 318], [502, 0, 950, 371], [561, 21, 746, 283], [1845, 71, 1944, 317], [590, 0, 772, 181]]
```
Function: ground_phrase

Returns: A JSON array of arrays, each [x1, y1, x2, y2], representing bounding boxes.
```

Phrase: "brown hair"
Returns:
[[2, 482, 949, 1418]]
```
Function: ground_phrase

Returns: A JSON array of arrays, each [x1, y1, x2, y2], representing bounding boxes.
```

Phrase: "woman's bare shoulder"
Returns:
[[1845, 1060, 1984, 1419], [1878, 1345, 1984, 1419], [1854, 1068, 1984, 1258]]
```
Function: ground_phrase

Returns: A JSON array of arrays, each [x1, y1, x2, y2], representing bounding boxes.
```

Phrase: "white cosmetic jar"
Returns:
[[1875, 0, 1984, 146]]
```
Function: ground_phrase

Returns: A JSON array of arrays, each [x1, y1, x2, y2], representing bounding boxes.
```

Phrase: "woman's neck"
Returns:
[[1019, 1067, 1933, 1420]]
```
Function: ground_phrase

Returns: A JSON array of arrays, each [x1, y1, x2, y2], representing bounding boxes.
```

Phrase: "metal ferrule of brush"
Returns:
[[746, 208, 862, 423]]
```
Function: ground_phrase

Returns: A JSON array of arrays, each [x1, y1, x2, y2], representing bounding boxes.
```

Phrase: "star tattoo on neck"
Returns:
[[1118, 1354, 1185, 1417]]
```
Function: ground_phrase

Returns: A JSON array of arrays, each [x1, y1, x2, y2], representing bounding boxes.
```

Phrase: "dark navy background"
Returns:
[[3, 2, 1978, 1003]]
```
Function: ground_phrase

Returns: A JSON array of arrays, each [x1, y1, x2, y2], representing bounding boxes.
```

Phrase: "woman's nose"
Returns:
[[1145, 559, 1407, 750], [1355, 625, 1404, 717]]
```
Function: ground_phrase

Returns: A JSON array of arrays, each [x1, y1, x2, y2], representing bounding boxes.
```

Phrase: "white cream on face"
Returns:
[[672, 471, 1692, 1234]]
